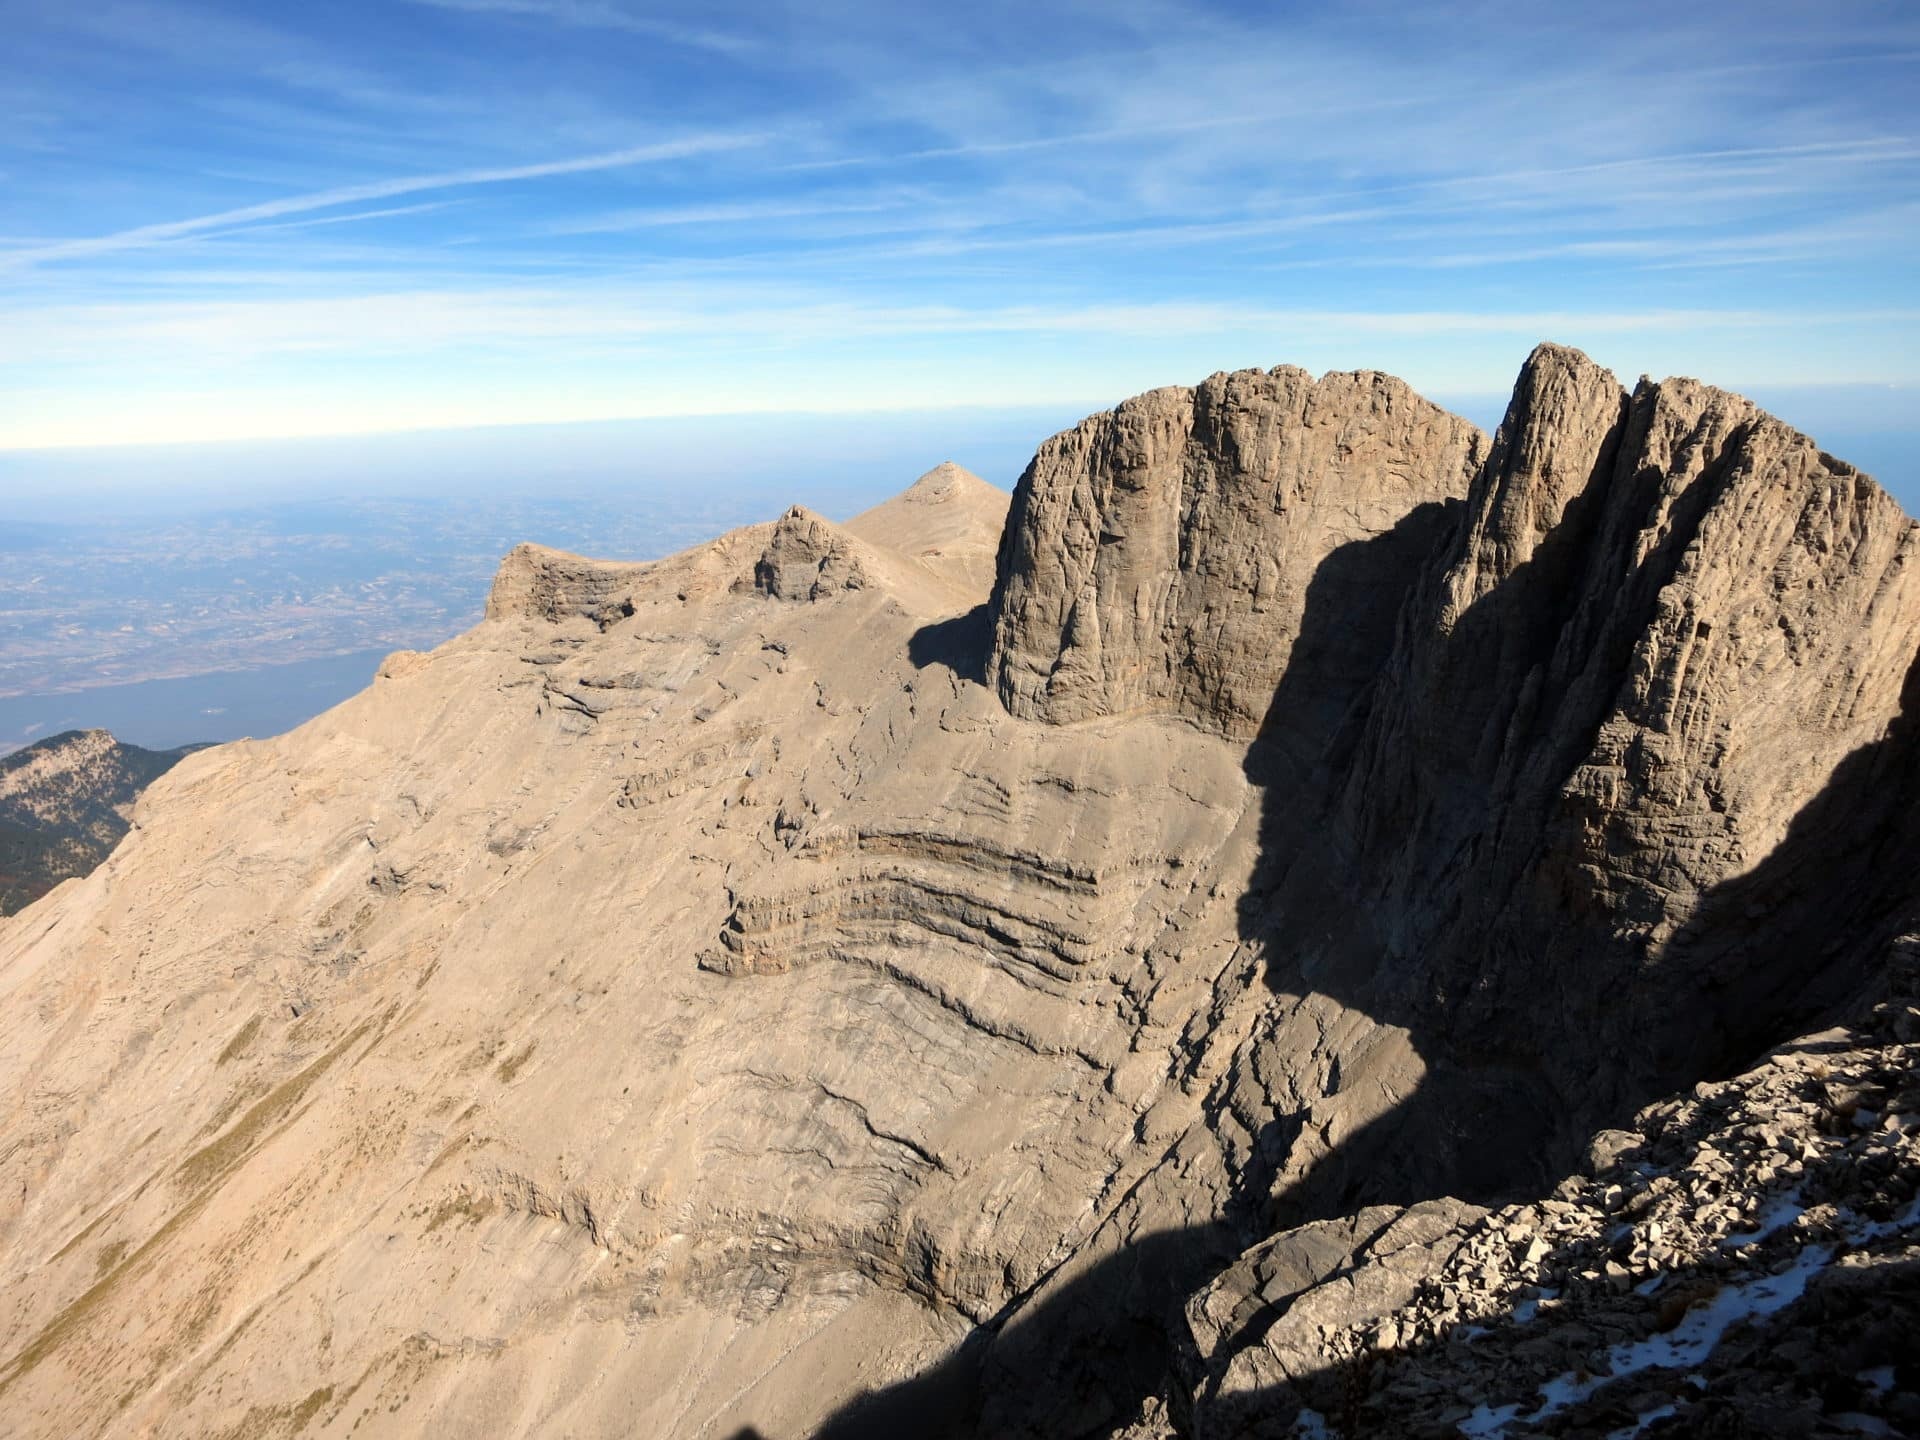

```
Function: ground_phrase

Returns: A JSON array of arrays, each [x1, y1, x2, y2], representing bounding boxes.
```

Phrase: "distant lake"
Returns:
[[0, 649, 392, 754]]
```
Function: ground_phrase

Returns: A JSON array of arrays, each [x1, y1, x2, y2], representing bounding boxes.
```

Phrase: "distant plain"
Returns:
[[1, 386, 1909, 755], [0, 406, 1074, 751]]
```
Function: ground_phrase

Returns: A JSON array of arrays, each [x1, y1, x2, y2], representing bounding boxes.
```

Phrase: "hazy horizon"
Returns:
[[4, 3, 1915, 449], [3, 0, 1915, 750], [3, 374, 1912, 518]]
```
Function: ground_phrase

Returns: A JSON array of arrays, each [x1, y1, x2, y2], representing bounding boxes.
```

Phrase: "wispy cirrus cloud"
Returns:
[[202, 200, 468, 238], [9, 287, 1911, 365], [543, 195, 912, 235], [0, 132, 767, 270], [403, 0, 753, 55], [2, 0, 1915, 449]]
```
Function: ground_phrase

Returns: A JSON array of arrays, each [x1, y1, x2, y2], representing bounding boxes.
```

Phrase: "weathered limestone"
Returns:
[[0, 349, 1914, 1440], [989, 367, 1485, 737]]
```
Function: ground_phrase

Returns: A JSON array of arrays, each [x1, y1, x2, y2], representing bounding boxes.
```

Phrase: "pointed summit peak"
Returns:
[[902, 460, 993, 505], [844, 462, 1011, 601], [1522, 338, 1610, 371], [1508, 341, 1624, 414]]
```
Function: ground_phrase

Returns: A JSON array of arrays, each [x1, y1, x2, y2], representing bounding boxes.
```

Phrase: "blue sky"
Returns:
[[2, 0, 1917, 450]]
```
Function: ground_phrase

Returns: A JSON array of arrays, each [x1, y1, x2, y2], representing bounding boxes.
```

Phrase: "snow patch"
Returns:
[[1456, 1401, 1522, 1438], [1292, 1406, 1334, 1439], [1606, 1401, 1676, 1439], [1858, 1365, 1896, 1394], [1456, 1246, 1836, 1437], [1720, 1189, 1803, 1248]]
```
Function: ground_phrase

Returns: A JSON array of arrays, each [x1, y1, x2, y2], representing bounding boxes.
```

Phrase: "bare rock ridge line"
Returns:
[[0, 355, 1913, 1440], [1251, 343, 1920, 1206]]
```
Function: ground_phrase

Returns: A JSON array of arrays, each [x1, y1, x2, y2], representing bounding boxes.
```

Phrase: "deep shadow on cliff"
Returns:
[[802, 872, 1918, 1440], [808, 506, 1462, 1438], [797, 456, 1920, 1437], [800, 1142, 1920, 1440], [1650, 644, 1920, 1084]]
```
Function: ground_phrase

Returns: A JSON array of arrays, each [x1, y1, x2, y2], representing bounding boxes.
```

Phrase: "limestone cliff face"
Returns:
[[982, 342, 1920, 1214], [0, 357, 1913, 1440], [1275, 344, 1920, 1194], [988, 366, 1486, 738]]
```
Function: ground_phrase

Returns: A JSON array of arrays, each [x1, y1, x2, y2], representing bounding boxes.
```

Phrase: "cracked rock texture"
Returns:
[[989, 366, 1485, 737], [0, 349, 1916, 1440]]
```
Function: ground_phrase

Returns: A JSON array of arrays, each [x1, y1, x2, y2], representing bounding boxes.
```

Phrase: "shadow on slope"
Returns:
[[809, 506, 1461, 1439], [907, 603, 993, 685], [1649, 646, 1920, 1086], [802, 485, 1920, 1437], [808, 1222, 1244, 1440]]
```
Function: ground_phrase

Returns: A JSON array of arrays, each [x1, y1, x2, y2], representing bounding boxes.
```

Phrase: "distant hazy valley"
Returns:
[[0, 407, 1078, 754]]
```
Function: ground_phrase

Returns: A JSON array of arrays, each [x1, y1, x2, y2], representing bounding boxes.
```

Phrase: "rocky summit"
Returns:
[[0, 345, 1915, 1439]]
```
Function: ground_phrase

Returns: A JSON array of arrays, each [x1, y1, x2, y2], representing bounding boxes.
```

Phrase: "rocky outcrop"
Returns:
[[484, 540, 650, 625], [1231, 343, 1920, 1204], [1183, 943, 1920, 1438], [0, 345, 1913, 1440], [0, 729, 196, 914], [816, 346, 1920, 1438], [988, 367, 1485, 737], [748, 506, 875, 601]]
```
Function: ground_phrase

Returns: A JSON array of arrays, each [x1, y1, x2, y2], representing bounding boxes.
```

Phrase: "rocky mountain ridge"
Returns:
[[0, 347, 1913, 1439], [0, 729, 197, 915]]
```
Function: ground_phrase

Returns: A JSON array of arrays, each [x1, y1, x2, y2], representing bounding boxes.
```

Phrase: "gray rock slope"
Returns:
[[1183, 940, 1920, 1438], [0, 351, 1914, 1440]]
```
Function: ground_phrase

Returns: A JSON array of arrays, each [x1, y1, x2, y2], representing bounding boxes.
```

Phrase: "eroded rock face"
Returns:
[[485, 540, 650, 626], [0, 346, 1914, 1440], [1183, 944, 1920, 1439], [988, 367, 1486, 737], [1261, 343, 1920, 1199], [749, 505, 875, 601]]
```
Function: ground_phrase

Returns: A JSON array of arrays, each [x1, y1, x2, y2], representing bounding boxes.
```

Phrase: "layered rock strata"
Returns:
[[0, 349, 1913, 1440]]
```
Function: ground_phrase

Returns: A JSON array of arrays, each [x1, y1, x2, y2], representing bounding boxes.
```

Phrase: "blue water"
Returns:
[[0, 649, 392, 753]]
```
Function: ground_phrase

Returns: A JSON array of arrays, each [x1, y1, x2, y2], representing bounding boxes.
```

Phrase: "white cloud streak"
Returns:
[[543, 196, 910, 235], [200, 200, 467, 238], [7, 289, 1911, 367], [403, 0, 753, 55], [0, 133, 767, 270]]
